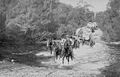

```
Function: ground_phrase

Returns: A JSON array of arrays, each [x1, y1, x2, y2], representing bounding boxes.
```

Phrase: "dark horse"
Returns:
[[62, 39, 74, 64], [72, 38, 80, 49], [53, 41, 63, 60], [47, 38, 54, 54]]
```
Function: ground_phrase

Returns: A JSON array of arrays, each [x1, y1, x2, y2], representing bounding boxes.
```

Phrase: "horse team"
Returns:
[[47, 35, 95, 64], [47, 22, 98, 64]]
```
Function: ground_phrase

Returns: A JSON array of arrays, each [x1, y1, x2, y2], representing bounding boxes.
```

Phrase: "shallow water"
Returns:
[[1, 43, 120, 77], [36, 43, 120, 76]]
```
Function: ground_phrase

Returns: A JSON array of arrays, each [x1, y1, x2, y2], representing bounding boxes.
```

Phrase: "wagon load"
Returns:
[[75, 26, 92, 40]]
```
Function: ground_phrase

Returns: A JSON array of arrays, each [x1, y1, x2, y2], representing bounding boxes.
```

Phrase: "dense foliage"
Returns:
[[0, 0, 94, 46], [1, 0, 120, 45], [0, 0, 120, 54], [96, 0, 120, 42]]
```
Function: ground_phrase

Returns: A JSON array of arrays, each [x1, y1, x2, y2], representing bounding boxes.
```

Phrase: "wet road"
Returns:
[[0, 43, 120, 77], [35, 43, 120, 77]]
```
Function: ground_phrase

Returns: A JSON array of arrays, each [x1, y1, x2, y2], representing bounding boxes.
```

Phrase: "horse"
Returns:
[[89, 37, 95, 47], [53, 41, 63, 60], [72, 37, 80, 49], [62, 39, 74, 64], [82, 34, 95, 47]]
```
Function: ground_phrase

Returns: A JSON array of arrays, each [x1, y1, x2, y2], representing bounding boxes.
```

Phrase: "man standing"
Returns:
[[47, 38, 53, 54]]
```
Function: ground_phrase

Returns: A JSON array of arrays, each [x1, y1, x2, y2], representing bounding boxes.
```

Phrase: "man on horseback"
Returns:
[[47, 37, 54, 54], [53, 41, 63, 61], [71, 36, 80, 49], [62, 35, 74, 64]]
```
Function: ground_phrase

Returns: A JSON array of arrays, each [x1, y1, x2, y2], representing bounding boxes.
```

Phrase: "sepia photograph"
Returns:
[[0, 0, 119, 77]]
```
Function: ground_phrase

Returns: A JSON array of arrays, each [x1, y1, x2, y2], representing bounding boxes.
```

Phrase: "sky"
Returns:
[[59, 0, 109, 13]]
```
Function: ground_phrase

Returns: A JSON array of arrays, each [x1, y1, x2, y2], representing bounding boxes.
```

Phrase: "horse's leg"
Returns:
[[93, 40, 95, 47], [62, 55, 65, 64], [86, 40, 90, 46], [59, 49, 62, 59], [89, 40, 92, 47], [60, 48, 64, 58], [76, 42, 78, 48], [75, 42, 77, 48], [77, 41, 79, 48], [67, 48, 72, 64], [88, 40, 90, 46], [82, 39, 85, 46], [80, 39, 83, 46], [88, 39, 92, 46], [70, 52, 73, 60], [67, 56, 70, 64], [47, 46, 50, 52], [56, 53, 58, 60], [79, 40, 81, 47], [88, 38, 92, 47], [62, 50, 66, 64], [93, 41, 95, 46], [57, 50, 59, 59], [63, 48, 69, 64], [71, 55, 73, 61], [50, 46, 52, 54], [57, 49, 60, 60], [90, 40, 95, 47], [76, 41, 78, 48], [79, 41, 80, 48], [54, 49, 56, 63]]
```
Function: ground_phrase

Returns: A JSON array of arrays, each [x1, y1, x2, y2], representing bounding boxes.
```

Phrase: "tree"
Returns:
[[0, 0, 95, 45], [5, 0, 59, 44], [0, 0, 18, 45], [96, 0, 120, 42]]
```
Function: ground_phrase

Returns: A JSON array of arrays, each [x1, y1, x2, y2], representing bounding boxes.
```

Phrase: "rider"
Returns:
[[47, 37, 53, 54], [65, 35, 73, 46], [61, 38, 66, 46], [62, 35, 74, 63]]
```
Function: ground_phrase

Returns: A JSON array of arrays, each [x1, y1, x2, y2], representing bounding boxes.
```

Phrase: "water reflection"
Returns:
[[2, 43, 120, 76], [100, 44, 120, 77], [35, 43, 120, 76]]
